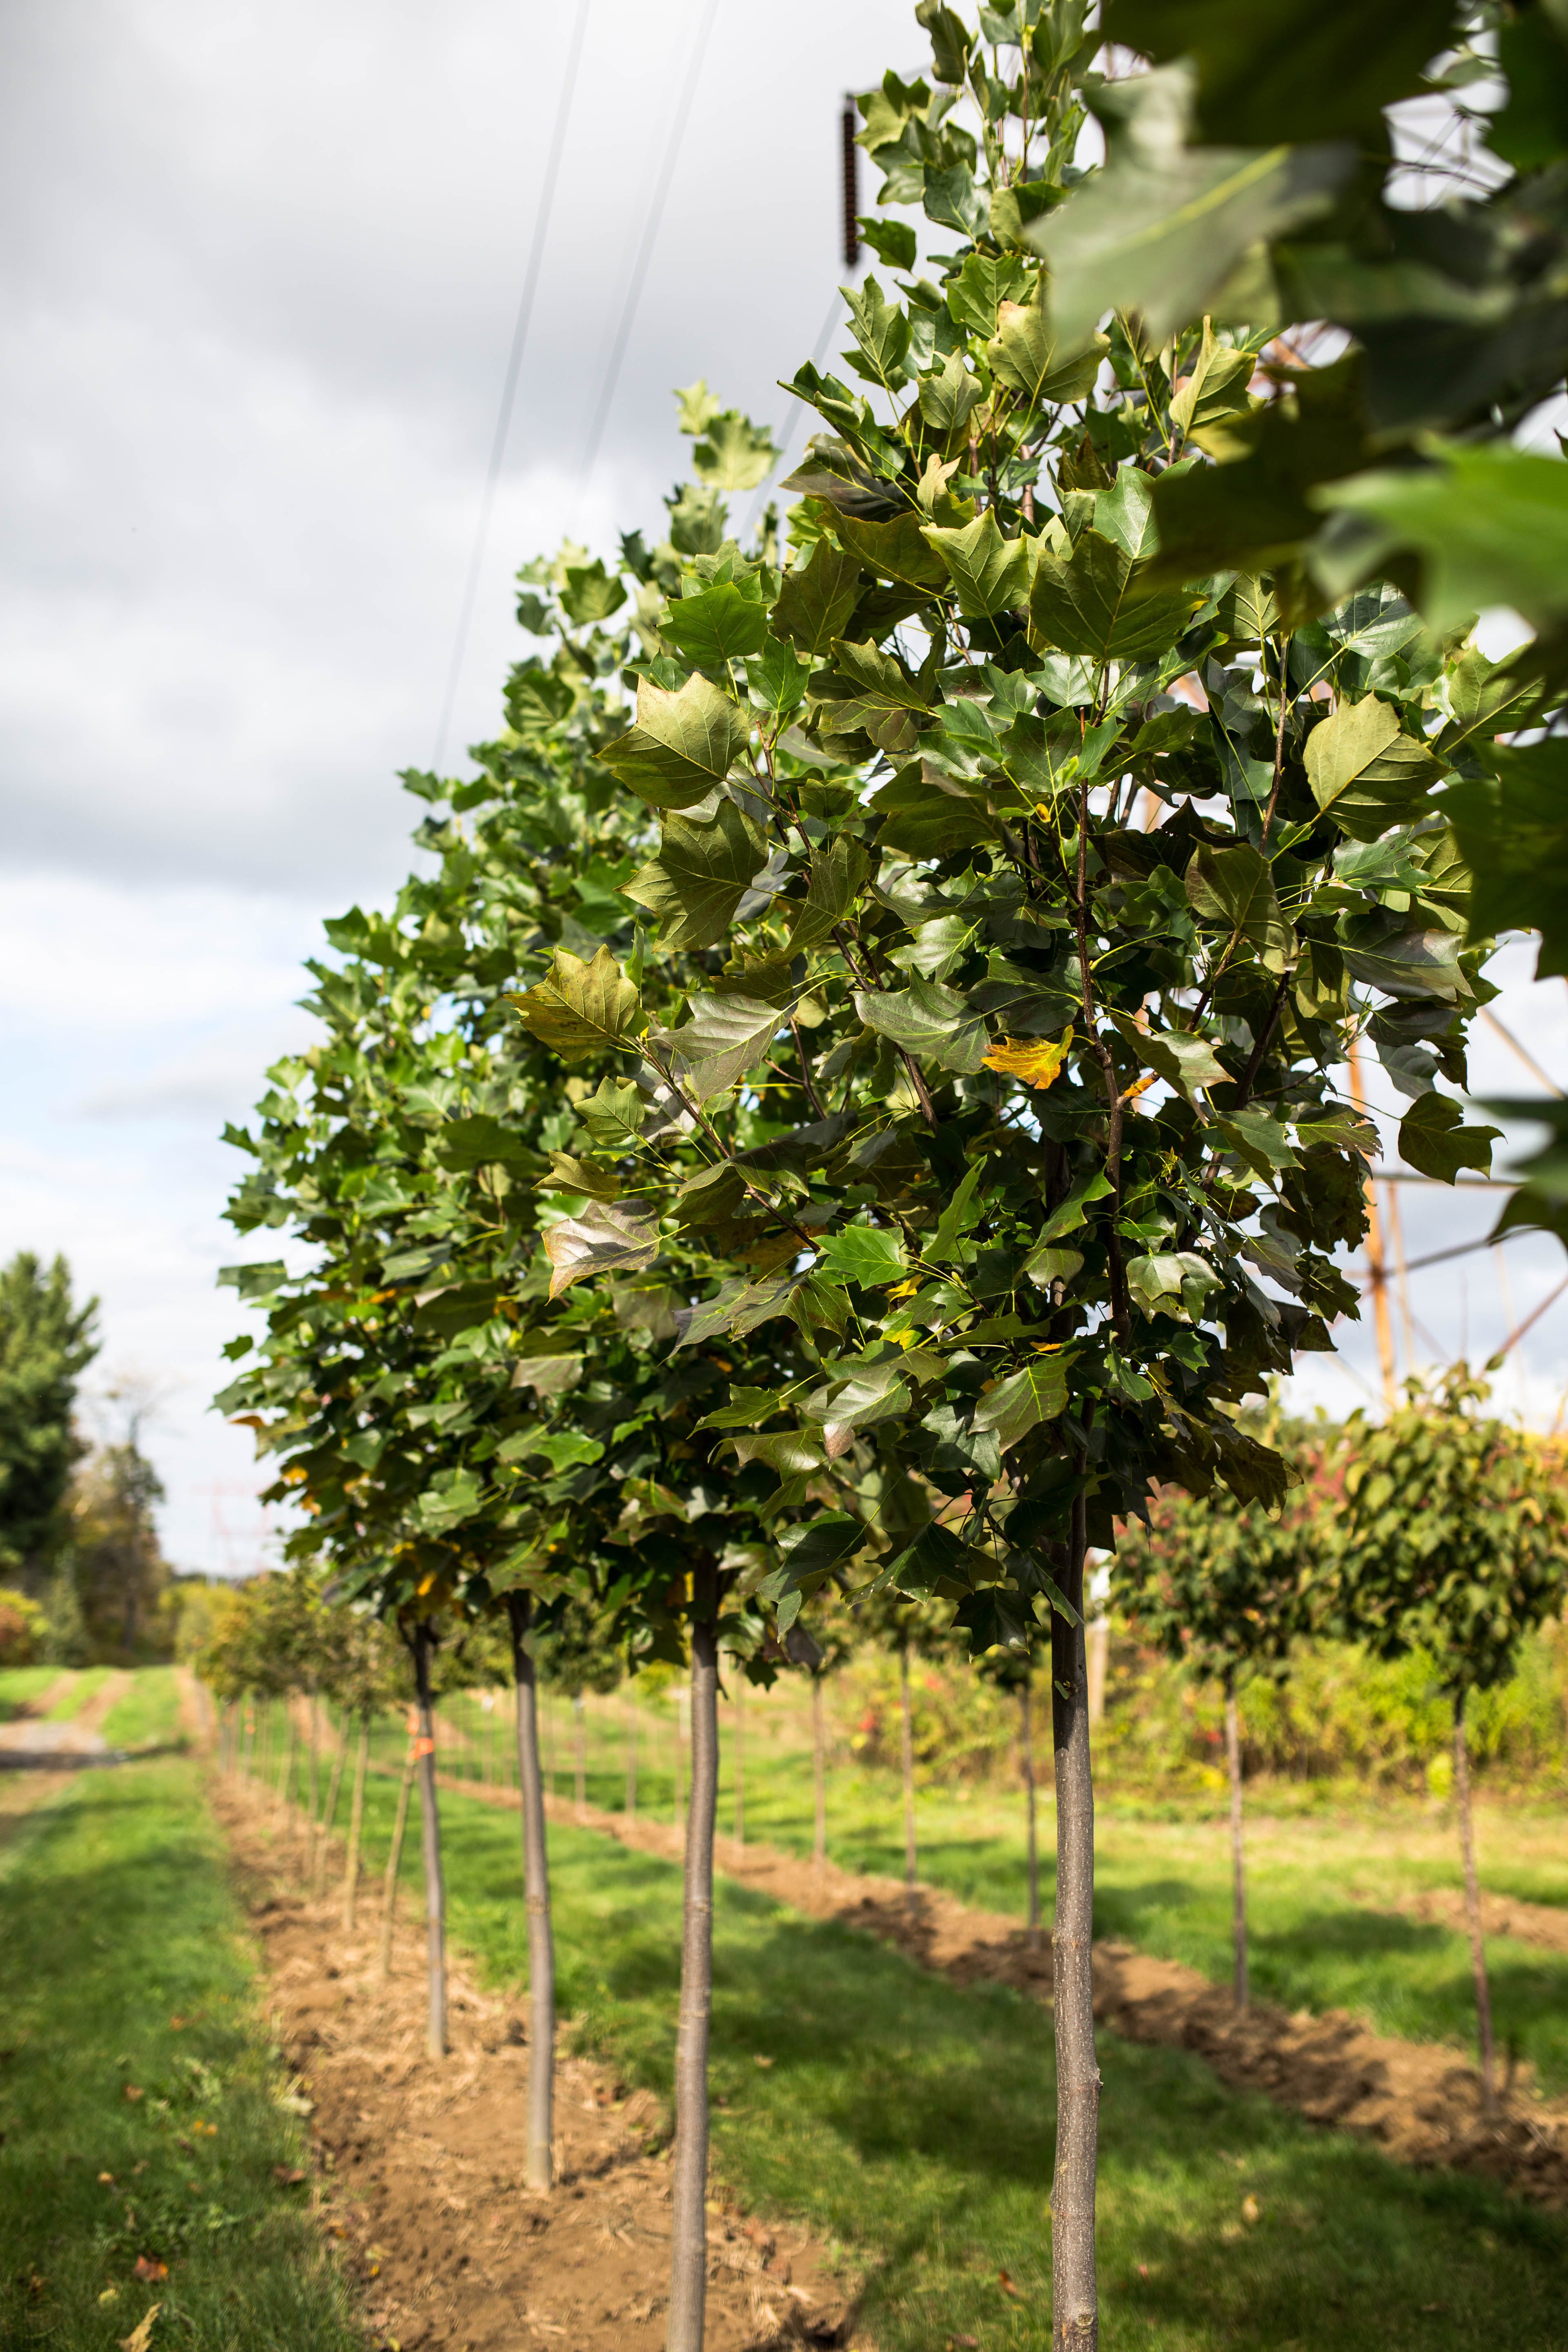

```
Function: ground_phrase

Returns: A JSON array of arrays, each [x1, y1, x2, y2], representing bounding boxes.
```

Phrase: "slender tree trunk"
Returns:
[[667, 1562, 719, 2352], [1453, 1689, 1497, 2117], [314, 1718, 350, 1899], [674, 1689, 686, 1831], [900, 1642, 918, 1904], [1050, 1492, 1099, 2350], [276, 1705, 294, 1810], [1022, 1679, 1041, 1949], [812, 1674, 827, 1875], [573, 1692, 587, 1821], [733, 1664, 745, 1848], [1225, 1680, 1249, 2013], [306, 1684, 321, 1883], [625, 1696, 638, 1817], [507, 1594, 556, 2194], [379, 1753, 415, 1981], [343, 1717, 370, 1930], [411, 1623, 448, 2060]]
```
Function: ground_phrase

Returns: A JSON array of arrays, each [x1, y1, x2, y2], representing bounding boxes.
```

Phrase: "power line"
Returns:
[[431, 0, 593, 772], [578, 0, 722, 485], [741, 286, 849, 542]]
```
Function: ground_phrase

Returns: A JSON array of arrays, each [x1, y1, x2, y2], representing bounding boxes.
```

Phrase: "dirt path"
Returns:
[[1346, 1876, 1568, 1958], [0, 1669, 77, 1722], [210, 1775, 862, 2351], [410, 1765, 1568, 2214], [0, 1668, 131, 1762]]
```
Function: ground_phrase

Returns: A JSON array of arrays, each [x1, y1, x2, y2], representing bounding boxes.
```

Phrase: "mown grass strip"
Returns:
[[101, 1666, 183, 1751], [0, 1755, 362, 2352], [338, 1766, 1568, 2352]]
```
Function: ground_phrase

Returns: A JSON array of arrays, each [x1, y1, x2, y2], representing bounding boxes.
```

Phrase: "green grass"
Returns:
[[322, 1763, 1568, 2352], [0, 1666, 61, 1722], [0, 1753, 362, 2352], [102, 1666, 183, 1751], [48, 1666, 113, 1719]]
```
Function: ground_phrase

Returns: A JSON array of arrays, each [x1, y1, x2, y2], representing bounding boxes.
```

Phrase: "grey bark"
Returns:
[[900, 1641, 918, 1902], [666, 1562, 719, 2352], [343, 1717, 370, 1930], [313, 1719, 349, 1899], [811, 1675, 827, 1875], [1022, 1679, 1041, 1948], [1453, 1689, 1497, 2116], [508, 1593, 556, 2193], [732, 1665, 744, 1847], [1049, 1491, 1098, 2350], [379, 1753, 415, 1981], [411, 1622, 448, 2060], [1225, 1682, 1249, 2013]]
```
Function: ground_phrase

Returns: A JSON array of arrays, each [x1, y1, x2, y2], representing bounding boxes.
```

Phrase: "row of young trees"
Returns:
[[215, 3, 1568, 2341]]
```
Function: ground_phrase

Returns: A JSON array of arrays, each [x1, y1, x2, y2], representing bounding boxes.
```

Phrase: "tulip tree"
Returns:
[[491, 9, 1532, 2334], [1329, 1369, 1568, 2116], [1113, 1429, 1325, 2009]]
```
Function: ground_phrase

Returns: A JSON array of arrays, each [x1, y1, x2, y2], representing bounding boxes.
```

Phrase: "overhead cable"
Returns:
[[579, 0, 722, 483], [432, 0, 593, 771]]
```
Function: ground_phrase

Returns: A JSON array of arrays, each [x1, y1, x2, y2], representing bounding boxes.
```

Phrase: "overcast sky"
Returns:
[[3, 0, 1565, 1578]]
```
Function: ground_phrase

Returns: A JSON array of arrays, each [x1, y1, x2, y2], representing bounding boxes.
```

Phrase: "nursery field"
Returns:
[[13, 1673, 1560, 2348]]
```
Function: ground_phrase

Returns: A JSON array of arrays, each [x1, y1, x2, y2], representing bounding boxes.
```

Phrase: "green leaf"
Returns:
[[1446, 742, 1568, 977], [947, 250, 1032, 338], [691, 408, 781, 491], [1106, 0, 1463, 144], [1112, 1017, 1229, 1099], [1126, 1249, 1221, 1323], [660, 581, 771, 671], [916, 0, 972, 83], [843, 274, 912, 388], [1031, 1169, 1114, 1248], [929, 1158, 986, 1263], [673, 1159, 749, 1229], [1150, 355, 1370, 581], [1183, 844, 1292, 971], [622, 800, 768, 951], [1399, 1093, 1500, 1185], [876, 1519, 980, 1598], [509, 945, 644, 1063], [560, 558, 627, 626], [542, 1202, 659, 1299], [813, 1225, 909, 1287], [972, 1356, 1069, 1449], [764, 1512, 867, 1631], [535, 1149, 622, 1201], [693, 1383, 807, 1433], [985, 285, 1107, 405], [854, 975, 989, 1073], [745, 635, 813, 715], [1303, 698, 1441, 842], [833, 511, 952, 590], [726, 1429, 826, 1477], [599, 673, 751, 811], [504, 1428, 605, 1473], [1030, 67, 1353, 348], [646, 992, 784, 1102], [433, 1114, 542, 1172], [869, 764, 1000, 856], [773, 539, 864, 656], [1169, 318, 1256, 439], [917, 351, 986, 437], [577, 1077, 648, 1152], [673, 1270, 802, 1349], [1216, 1109, 1299, 1176], [818, 638, 931, 754], [784, 836, 871, 957], [924, 162, 989, 240], [1029, 529, 1201, 660], [1315, 443, 1568, 641], [675, 378, 724, 434], [1339, 924, 1468, 1003], [921, 510, 1032, 619]]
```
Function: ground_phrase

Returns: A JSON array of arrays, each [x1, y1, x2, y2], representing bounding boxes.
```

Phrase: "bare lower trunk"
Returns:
[[1050, 1492, 1098, 2351], [412, 1622, 448, 2061], [1454, 1690, 1497, 2116], [344, 1718, 370, 1929], [1225, 1683, 1249, 2013], [1022, 1679, 1040, 1948], [306, 1686, 321, 1883], [626, 1699, 638, 1817], [667, 1564, 719, 2352], [508, 1594, 556, 2194], [811, 1675, 827, 1875], [732, 1667, 744, 1847], [313, 1719, 349, 1898], [573, 1693, 587, 1821], [900, 1642, 917, 1902], [379, 1755, 415, 1981]]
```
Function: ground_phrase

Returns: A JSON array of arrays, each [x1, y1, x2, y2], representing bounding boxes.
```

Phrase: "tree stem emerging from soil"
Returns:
[[380, 1753, 415, 1981], [900, 1641, 917, 1906], [1022, 1679, 1040, 1949], [812, 1675, 827, 1877], [411, 1622, 448, 2061], [314, 1720, 349, 1898], [1050, 1491, 1098, 2350], [667, 1562, 719, 2352], [344, 1717, 370, 1929], [1453, 1689, 1497, 2117], [508, 1592, 556, 2194], [1225, 1682, 1249, 2013]]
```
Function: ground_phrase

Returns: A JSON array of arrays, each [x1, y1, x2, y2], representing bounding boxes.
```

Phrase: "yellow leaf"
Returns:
[[120, 2305, 161, 2352], [982, 1031, 1072, 1089]]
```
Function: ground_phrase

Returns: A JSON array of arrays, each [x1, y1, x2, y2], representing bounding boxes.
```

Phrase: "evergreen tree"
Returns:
[[0, 1252, 98, 1581]]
